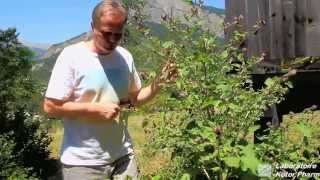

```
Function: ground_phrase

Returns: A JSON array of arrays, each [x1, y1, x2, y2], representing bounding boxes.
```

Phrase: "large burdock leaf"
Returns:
[[223, 156, 240, 168], [240, 144, 261, 175]]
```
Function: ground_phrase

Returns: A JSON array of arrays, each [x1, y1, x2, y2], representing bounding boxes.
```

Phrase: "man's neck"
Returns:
[[85, 40, 113, 56], [84, 40, 96, 53]]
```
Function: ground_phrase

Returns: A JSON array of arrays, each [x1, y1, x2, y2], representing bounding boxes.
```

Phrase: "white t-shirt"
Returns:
[[45, 42, 141, 166]]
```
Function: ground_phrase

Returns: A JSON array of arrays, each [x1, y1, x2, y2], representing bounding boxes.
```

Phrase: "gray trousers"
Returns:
[[62, 154, 139, 180]]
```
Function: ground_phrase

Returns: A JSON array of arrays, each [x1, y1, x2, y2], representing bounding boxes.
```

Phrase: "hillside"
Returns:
[[203, 5, 225, 17], [40, 32, 91, 60]]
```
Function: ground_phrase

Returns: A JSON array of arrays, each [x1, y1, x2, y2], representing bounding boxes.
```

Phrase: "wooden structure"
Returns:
[[225, 0, 320, 66], [225, 0, 320, 142]]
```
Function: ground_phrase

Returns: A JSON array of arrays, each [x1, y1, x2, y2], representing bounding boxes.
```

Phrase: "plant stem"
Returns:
[[201, 166, 210, 180]]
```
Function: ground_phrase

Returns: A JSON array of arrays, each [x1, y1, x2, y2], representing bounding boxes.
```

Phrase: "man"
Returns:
[[43, 0, 175, 179]]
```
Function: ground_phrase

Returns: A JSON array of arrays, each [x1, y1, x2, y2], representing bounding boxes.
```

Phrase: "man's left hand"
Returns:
[[156, 59, 178, 86]]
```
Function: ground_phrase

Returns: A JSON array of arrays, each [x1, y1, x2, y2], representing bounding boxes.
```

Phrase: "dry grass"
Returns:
[[283, 110, 320, 147], [128, 114, 171, 176], [49, 124, 63, 159]]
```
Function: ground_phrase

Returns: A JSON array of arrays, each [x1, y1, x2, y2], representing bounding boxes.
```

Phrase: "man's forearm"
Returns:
[[44, 99, 92, 119], [133, 80, 161, 106], [43, 99, 120, 121]]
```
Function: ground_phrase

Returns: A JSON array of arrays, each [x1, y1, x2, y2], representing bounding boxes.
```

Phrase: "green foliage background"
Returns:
[[2, 1, 319, 179], [0, 29, 56, 179]]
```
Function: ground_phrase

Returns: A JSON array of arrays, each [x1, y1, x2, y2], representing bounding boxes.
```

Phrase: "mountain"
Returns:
[[30, 47, 47, 60], [19, 39, 51, 60], [19, 39, 51, 50], [146, 0, 224, 36]]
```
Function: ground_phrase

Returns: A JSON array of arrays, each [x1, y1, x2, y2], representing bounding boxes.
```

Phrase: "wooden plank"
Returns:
[[295, 0, 307, 56], [224, 0, 246, 42], [268, 0, 283, 62], [234, 0, 246, 23], [257, 0, 270, 60], [225, 0, 234, 40], [225, 0, 245, 40], [244, 0, 260, 57], [305, 0, 320, 56], [282, 0, 296, 60], [225, 0, 233, 25], [245, 0, 260, 58]]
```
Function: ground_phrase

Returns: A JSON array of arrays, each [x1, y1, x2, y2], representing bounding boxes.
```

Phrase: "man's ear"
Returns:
[[91, 22, 94, 31]]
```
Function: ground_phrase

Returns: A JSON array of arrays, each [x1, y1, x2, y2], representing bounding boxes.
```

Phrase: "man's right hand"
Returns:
[[87, 103, 121, 121]]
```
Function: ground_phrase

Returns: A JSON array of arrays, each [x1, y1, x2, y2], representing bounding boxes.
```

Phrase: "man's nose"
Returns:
[[109, 35, 118, 43]]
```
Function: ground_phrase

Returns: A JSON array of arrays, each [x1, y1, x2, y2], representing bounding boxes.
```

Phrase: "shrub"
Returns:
[[139, 8, 315, 179]]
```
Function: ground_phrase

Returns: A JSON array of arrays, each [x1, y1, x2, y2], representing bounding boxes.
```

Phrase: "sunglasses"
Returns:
[[96, 29, 123, 41]]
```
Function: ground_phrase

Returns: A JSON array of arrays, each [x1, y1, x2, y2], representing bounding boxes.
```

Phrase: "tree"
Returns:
[[0, 28, 53, 179]]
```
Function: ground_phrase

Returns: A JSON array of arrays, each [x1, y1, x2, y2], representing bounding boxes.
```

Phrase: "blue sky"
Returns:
[[0, 0, 225, 44]]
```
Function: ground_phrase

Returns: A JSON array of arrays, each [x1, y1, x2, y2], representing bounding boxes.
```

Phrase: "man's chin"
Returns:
[[98, 47, 115, 55]]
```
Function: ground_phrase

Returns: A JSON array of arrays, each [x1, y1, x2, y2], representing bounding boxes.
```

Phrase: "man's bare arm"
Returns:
[[130, 80, 161, 106], [43, 98, 120, 121], [130, 60, 178, 106]]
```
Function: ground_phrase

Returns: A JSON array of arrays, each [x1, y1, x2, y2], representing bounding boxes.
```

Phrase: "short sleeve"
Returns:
[[129, 60, 142, 93], [45, 48, 75, 101]]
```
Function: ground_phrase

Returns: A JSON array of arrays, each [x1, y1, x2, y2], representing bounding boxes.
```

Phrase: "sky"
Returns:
[[0, 0, 225, 44]]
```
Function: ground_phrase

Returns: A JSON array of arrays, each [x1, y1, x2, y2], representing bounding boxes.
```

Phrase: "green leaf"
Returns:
[[212, 166, 221, 172], [223, 156, 240, 168], [152, 175, 162, 180], [229, 103, 240, 112], [217, 84, 232, 92], [199, 154, 213, 164], [162, 41, 175, 49], [180, 173, 191, 180], [149, 71, 156, 79], [289, 152, 298, 160], [296, 122, 312, 138], [203, 97, 221, 107], [240, 144, 261, 175], [264, 78, 275, 87], [221, 50, 228, 59], [286, 82, 293, 89], [182, 0, 193, 5], [176, 80, 183, 89], [248, 125, 260, 133]]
